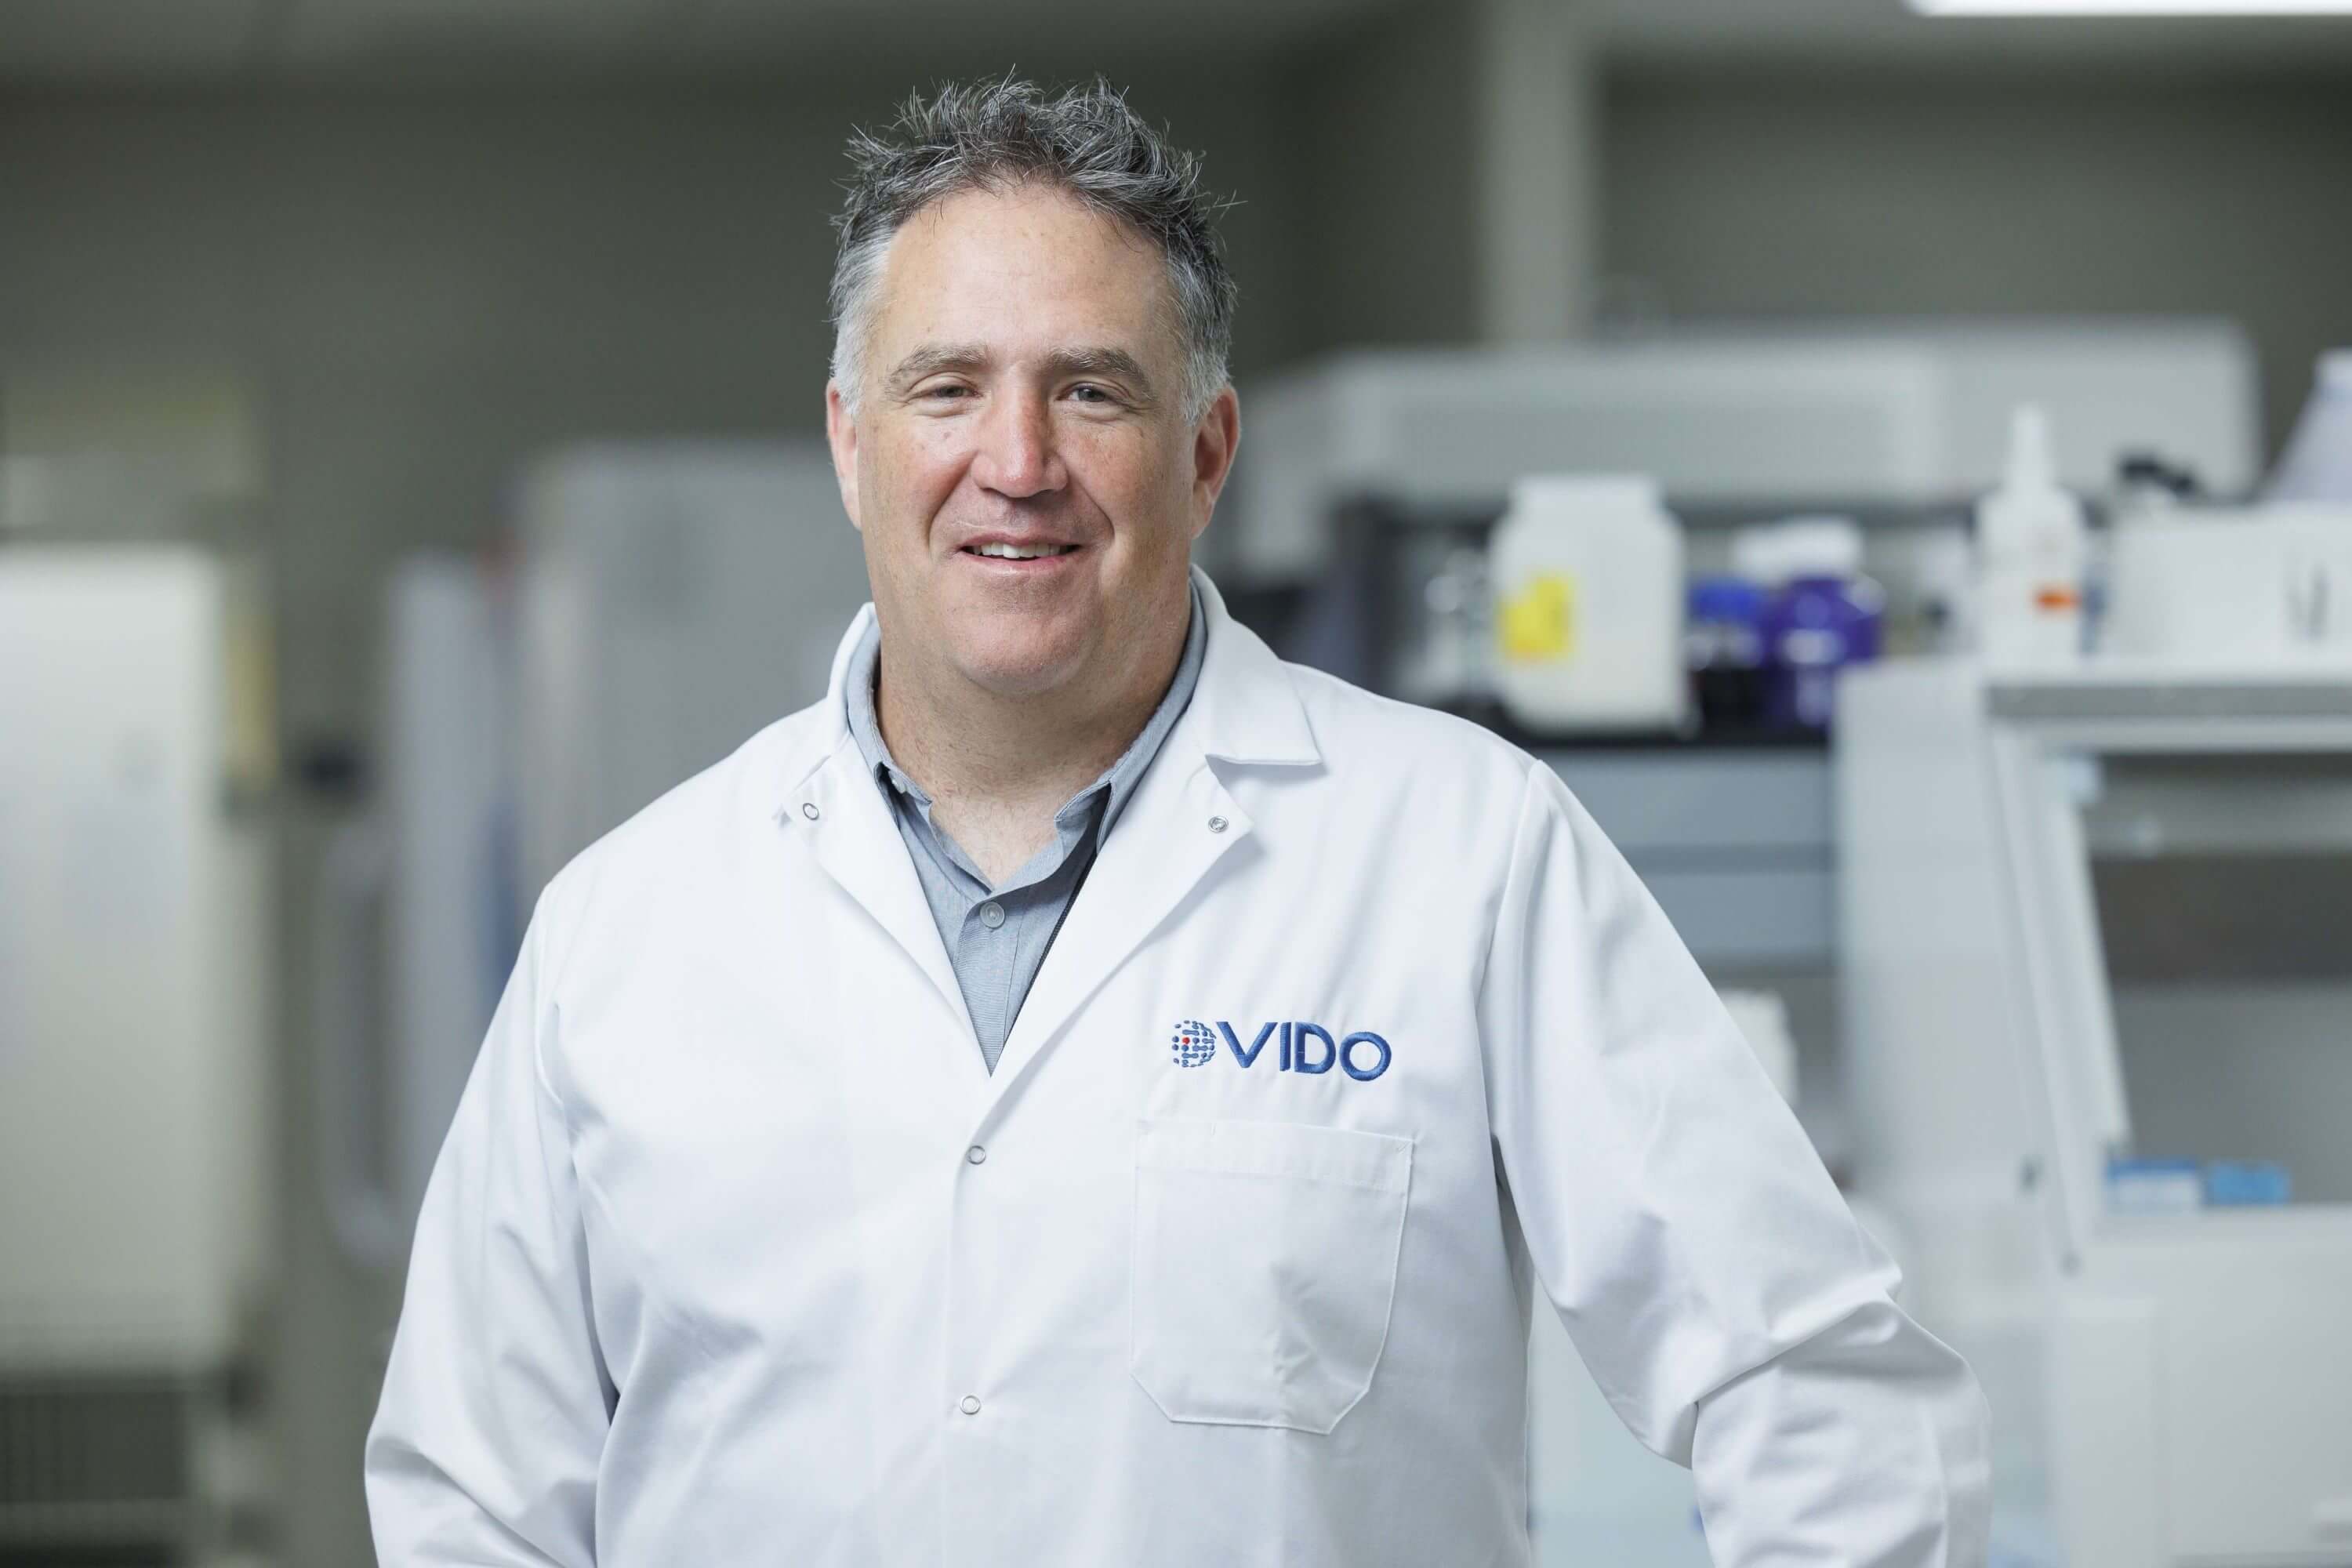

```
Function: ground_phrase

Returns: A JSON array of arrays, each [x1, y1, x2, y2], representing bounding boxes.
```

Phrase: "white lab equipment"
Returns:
[[2280, 505, 2352, 655], [315, 555, 517, 1269], [2104, 504, 2352, 666], [1490, 475, 1686, 732], [1721, 988, 1801, 1104], [0, 546, 277, 1562], [0, 546, 273, 1374], [1227, 322, 2259, 586], [1840, 657, 2352, 1567], [1976, 406, 2089, 669], [2267, 349, 2352, 503]]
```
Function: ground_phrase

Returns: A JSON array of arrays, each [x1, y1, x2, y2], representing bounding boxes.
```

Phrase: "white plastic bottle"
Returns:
[[1490, 474, 1686, 731], [1976, 405, 2088, 668], [2267, 349, 2352, 503]]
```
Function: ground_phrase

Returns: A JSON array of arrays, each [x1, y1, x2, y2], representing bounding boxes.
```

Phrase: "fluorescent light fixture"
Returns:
[[1912, 0, 2352, 12]]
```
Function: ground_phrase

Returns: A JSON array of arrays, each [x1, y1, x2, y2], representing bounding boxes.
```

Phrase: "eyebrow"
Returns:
[[886, 343, 990, 396], [885, 343, 1160, 408], [1043, 347, 1157, 404]]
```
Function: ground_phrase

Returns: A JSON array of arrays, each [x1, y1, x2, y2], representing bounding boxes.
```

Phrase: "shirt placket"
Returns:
[[960, 884, 1017, 1070]]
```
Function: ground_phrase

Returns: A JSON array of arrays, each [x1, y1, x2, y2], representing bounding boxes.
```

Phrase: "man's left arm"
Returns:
[[1478, 762, 1992, 1565]]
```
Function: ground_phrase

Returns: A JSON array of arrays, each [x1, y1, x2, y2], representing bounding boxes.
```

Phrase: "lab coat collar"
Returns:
[[1178, 566, 1321, 769]]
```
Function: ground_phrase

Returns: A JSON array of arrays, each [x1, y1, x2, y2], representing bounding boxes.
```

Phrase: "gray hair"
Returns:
[[828, 76, 1237, 422]]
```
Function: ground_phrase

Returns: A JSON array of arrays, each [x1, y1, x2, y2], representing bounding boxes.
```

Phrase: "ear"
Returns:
[[1188, 385, 1241, 542], [826, 380, 862, 530]]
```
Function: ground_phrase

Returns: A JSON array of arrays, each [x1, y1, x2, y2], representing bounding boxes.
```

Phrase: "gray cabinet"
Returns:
[[1541, 750, 1832, 970]]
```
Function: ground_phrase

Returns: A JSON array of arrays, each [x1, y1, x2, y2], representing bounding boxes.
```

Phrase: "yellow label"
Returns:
[[1498, 572, 1576, 662]]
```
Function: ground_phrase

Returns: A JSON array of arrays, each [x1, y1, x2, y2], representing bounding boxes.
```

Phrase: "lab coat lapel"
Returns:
[[985, 571, 1321, 1098], [794, 743, 975, 1041], [780, 607, 980, 1063]]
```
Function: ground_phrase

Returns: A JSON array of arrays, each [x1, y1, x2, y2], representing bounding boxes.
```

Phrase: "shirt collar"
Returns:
[[841, 579, 1209, 843], [841, 619, 927, 807]]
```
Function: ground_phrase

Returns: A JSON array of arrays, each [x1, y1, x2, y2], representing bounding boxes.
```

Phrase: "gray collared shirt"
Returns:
[[844, 583, 1207, 1073]]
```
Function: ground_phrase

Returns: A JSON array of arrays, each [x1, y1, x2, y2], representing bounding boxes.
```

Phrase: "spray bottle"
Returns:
[[1976, 405, 2088, 667]]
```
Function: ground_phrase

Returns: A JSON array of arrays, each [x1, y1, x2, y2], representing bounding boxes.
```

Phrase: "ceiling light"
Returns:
[[1911, 0, 2352, 13]]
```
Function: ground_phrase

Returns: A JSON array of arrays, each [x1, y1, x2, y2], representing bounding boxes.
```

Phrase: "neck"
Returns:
[[873, 599, 1190, 874]]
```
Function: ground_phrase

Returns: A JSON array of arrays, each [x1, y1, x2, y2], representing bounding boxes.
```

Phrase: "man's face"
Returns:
[[826, 183, 1239, 702]]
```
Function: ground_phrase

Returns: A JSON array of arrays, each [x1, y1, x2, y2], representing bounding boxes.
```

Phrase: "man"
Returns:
[[368, 78, 1990, 1566]]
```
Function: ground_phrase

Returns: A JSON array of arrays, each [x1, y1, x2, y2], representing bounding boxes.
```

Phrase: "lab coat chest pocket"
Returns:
[[1131, 1117, 1413, 1435]]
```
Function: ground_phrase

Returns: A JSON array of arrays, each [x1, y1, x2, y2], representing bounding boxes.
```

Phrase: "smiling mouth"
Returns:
[[964, 543, 1080, 560]]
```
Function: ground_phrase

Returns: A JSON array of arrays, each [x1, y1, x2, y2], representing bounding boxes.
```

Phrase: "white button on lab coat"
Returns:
[[366, 569, 1990, 1566]]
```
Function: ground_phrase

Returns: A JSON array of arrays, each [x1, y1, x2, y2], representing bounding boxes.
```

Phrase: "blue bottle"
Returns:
[[1685, 576, 1768, 729]]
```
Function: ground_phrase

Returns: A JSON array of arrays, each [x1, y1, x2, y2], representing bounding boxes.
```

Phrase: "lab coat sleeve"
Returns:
[[1480, 763, 1992, 1566], [365, 890, 612, 1567]]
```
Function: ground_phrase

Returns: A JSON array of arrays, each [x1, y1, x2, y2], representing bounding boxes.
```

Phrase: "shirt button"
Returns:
[[979, 901, 1005, 929], [1207, 815, 1229, 833], [959, 1395, 982, 1416], [966, 1145, 987, 1165]]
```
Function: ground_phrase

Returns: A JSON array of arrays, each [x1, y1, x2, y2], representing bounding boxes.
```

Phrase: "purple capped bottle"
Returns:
[[1740, 519, 1885, 732]]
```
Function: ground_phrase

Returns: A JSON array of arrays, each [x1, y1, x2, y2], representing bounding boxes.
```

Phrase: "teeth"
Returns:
[[971, 542, 1072, 560]]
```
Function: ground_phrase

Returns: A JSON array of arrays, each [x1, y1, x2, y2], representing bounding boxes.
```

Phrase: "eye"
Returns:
[[921, 383, 971, 401], [1069, 383, 1120, 407]]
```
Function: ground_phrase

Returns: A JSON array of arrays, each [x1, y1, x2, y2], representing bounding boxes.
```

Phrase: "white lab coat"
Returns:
[[367, 568, 1990, 1566]]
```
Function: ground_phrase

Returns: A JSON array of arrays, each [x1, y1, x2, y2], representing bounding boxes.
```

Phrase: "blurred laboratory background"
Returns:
[[4, 0, 2352, 1563]]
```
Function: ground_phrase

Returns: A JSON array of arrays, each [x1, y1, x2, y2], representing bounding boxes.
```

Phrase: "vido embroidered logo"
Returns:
[[1170, 1018, 1218, 1069], [1163, 1018, 1394, 1082]]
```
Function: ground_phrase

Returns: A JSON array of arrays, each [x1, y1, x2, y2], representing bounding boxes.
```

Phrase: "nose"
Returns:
[[970, 391, 1066, 499]]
